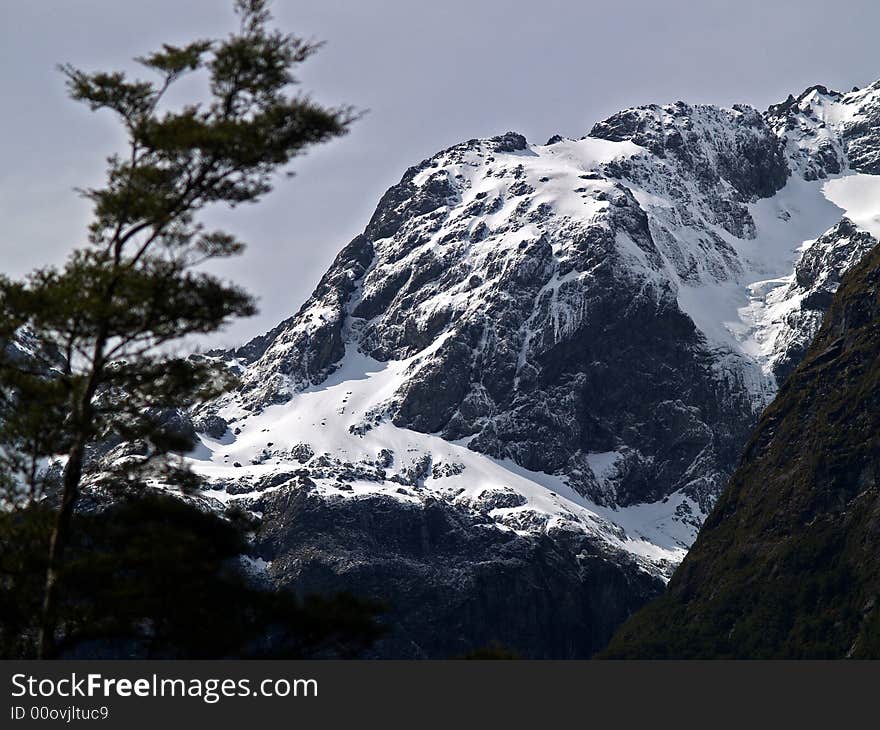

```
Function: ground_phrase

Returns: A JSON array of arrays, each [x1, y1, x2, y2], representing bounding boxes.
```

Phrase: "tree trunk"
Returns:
[[36, 440, 85, 659], [37, 322, 105, 660]]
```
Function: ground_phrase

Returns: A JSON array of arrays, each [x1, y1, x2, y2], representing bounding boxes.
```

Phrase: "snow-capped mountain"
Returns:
[[184, 81, 880, 657]]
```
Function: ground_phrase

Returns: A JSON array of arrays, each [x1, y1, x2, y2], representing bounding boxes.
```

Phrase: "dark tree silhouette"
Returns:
[[0, 0, 356, 658]]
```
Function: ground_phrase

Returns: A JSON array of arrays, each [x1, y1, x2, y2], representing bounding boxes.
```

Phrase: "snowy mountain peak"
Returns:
[[187, 79, 880, 580], [766, 79, 880, 179]]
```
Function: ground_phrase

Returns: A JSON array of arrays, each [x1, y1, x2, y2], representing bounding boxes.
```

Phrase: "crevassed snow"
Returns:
[[728, 172, 880, 377], [674, 176, 846, 374]]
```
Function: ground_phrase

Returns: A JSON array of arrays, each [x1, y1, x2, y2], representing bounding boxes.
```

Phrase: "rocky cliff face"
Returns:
[[180, 80, 880, 657], [604, 239, 880, 658], [252, 488, 661, 659]]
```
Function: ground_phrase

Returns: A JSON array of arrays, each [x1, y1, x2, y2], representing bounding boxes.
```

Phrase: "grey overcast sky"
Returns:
[[1, 0, 877, 346]]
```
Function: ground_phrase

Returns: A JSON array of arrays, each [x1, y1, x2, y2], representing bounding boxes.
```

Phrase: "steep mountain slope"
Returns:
[[179, 81, 880, 656], [604, 239, 880, 658]]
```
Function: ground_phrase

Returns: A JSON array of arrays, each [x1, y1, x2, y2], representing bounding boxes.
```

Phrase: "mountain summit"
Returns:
[[174, 81, 880, 657]]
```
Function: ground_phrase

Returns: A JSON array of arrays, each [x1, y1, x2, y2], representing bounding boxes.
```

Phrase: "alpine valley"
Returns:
[[152, 81, 880, 657]]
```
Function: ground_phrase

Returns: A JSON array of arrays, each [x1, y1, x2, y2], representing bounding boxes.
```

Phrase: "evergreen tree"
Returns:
[[0, 496, 383, 659], [0, 0, 355, 658]]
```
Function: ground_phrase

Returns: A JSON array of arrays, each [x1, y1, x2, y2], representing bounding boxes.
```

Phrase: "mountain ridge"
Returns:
[[165, 78, 880, 656]]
